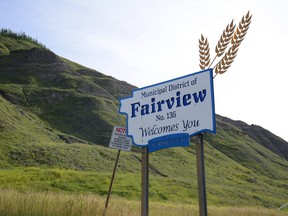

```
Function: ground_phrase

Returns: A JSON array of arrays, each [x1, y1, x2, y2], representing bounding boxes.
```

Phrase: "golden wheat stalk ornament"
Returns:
[[199, 11, 252, 78], [199, 34, 211, 70]]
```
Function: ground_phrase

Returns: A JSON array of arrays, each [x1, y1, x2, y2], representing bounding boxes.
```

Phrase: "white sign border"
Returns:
[[119, 69, 216, 147]]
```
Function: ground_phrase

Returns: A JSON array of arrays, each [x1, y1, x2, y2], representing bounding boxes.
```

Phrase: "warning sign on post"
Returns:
[[109, 126, 132, 152]]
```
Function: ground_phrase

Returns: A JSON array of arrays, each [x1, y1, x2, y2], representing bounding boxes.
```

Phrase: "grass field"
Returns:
[[0, 167, 287, 216], [0, 189, 287, 216]]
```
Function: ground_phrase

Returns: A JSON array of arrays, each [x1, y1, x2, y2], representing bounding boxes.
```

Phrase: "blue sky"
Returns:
[[1, 0, 288, 141]]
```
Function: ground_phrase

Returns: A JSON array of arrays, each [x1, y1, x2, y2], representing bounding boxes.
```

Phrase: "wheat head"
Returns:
[[214, 11, 252, 75], [198, 34, 210, 70], [231, 11, 252, 48], [215, 20, 236, 57], [215, 46, 238, 74]]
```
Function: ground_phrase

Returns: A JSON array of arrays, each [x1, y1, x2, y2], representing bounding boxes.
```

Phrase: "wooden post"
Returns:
[[196, 133, 208, 216], [141, 147, 149, 216], [104, 150, 121, 214]]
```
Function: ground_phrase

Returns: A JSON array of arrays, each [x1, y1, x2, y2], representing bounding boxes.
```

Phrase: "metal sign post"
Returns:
[[196, 133, 208, 216], [141, 147, 149, 216]]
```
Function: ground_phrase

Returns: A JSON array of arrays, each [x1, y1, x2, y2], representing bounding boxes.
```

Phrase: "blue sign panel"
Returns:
[[148, 133, 190, 153]]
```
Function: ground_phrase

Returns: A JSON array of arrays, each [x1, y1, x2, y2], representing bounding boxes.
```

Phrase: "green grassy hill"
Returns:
[[0, 30, 135, 145], [0, 29, 287, 209]]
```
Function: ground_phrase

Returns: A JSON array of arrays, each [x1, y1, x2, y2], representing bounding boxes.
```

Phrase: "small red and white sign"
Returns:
[[109, 126, 132, 151]]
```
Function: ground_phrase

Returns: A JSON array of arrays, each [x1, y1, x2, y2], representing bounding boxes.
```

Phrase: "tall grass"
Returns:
[[0, 189, 286, 216], [0, 189, 105, 216]]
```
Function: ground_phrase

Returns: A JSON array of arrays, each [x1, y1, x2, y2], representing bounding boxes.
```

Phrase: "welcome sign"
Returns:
[[119, 69, 216, 147]]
